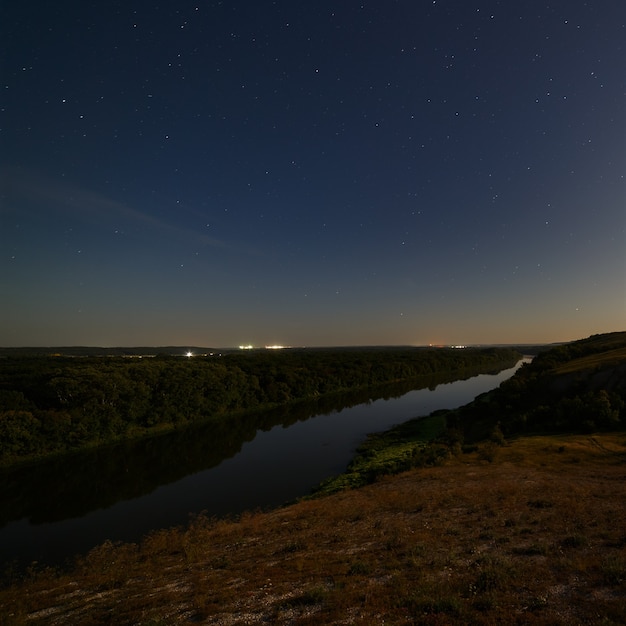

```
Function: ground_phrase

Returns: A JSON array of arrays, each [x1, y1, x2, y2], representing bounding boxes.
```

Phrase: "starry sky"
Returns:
[[1, 1, 624, 348]]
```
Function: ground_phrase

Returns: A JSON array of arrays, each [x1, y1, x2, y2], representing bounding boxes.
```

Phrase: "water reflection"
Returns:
[[0, 361, 522, 569], [0, 365, 512, 528]]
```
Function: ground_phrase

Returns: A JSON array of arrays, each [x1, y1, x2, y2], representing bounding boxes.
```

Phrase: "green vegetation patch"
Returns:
[[311, 411, 448, 496]]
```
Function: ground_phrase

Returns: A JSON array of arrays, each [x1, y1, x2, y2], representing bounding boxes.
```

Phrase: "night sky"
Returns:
[[2, 1, 624, 348]]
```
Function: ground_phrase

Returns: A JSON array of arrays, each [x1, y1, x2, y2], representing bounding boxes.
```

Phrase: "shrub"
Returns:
[[489, 423, 506, 446], [477, 441, 499, 463], [560, 534, 587, 549], [601, 556, 626, 585]]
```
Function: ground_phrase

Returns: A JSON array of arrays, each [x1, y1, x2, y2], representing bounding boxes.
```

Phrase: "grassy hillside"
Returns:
[[448, 332, 626, 443], [553, 345, 626, 375], [2, 432, 625, 625]]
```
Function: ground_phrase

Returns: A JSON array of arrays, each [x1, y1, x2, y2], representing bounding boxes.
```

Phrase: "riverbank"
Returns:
[[310, 409, 449, 496], [2, 431, 625, 625], [1, 360, 527, 573], [0, 347, 521, 469]]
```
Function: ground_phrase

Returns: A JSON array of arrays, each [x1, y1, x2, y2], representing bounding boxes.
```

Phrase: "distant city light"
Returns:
[[239, 345, 254, 350], [185, 351, 193, 357], [265, 345, 287, 350]]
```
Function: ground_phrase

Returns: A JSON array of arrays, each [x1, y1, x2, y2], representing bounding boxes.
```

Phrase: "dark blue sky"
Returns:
[[2, 1, 624, 347]]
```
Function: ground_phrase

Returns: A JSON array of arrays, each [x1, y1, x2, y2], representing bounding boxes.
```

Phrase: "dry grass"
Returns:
[[2, 432, 626, 625], [553, 346, 626, 375]]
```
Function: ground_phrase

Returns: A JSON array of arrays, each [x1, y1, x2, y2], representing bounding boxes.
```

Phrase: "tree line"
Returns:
[[0, 347, 520, 466], [445, 332, 626, 442]]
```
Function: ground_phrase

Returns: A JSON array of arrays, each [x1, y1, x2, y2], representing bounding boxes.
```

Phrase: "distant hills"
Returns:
[[0, 346, 222, 357], [0, 343, 554, 358]]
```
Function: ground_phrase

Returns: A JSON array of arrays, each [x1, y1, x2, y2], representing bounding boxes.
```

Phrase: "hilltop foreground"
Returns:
[[2, 432, 626, 625]]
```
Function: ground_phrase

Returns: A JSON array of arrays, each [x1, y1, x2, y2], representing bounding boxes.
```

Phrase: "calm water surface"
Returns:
[[0, 360, 526, 569]]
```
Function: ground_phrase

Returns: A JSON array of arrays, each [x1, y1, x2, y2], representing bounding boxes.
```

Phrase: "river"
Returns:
[[0, 360, 526, 571]]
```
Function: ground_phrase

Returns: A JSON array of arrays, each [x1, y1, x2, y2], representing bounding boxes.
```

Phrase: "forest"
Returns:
[[446, 332, 626, 442], [0, 347, 520, 466]]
